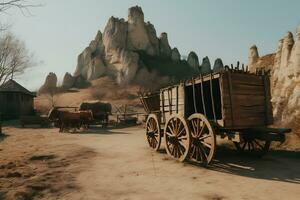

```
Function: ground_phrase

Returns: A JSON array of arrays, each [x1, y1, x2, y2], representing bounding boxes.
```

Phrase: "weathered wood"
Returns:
[[227, 71, 234, 127], [192, 78, 198, 113], [210, 73, 217, 122], [200, 74, 207, 116]]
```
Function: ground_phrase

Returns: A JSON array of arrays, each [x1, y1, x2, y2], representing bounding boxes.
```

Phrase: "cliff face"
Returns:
[[63, 6, 200, 88], [40, 6, 227, 95], [248, 25, 300, 133]]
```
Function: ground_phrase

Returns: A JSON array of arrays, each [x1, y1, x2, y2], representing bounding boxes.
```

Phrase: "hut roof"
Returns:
[[0, 79, 36, 96]]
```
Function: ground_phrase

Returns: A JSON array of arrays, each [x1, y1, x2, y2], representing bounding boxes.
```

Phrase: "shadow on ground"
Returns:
[[206, 145, 300, 184]]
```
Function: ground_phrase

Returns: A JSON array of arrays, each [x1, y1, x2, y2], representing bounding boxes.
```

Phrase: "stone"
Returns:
[[280, 32, 294, 69], [74, 47, 92, 79], [38, 72, 57, 94], [127, 6, 154, 54], [187, 51, 200, 69], [213, 58, 224, 72], [159, 32, 171, 57], [145, 22, 160, 55], [62, 72, 75, 89], [289, 25, 300, 77], [248, 45, 259, 72], [103, 16, 128, 56], [87, 55, 106, 81], [171, 48, 180, 62], [200, 56, 211, 74]]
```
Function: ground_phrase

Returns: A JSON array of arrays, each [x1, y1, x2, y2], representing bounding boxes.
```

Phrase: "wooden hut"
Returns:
[[0, 80, 36, 120]]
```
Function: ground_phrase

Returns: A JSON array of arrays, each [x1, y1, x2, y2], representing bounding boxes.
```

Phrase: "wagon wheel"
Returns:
[[145, 114, 161, 151], [187, 113, 216, 165], [164, 114, 191, 162], [233, 135, 271, 157]]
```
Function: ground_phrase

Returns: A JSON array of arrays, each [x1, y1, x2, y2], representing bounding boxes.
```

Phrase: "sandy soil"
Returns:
[[0, 124, 299, 200]]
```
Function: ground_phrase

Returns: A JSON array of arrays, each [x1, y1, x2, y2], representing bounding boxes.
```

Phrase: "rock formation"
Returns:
[[248, 45, 259, 72], [200, 56, 211, 74], [159, 32, 172, 57], [248, 24, 300, 131], [41, 6, 207, 91], [71, 6, 182, 86], [213, 58, 224, 72], [38, 72, 58, 94], [171, 48, 180, 62], [187, 51, 200, 69], [62, 73, 75, 89]]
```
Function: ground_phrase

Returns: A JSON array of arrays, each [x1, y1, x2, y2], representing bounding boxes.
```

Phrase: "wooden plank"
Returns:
[[223, 105, 266, 113], [200, 74, 207, 116], [192, 78, 198, 113], [231, 73, 263, 84], [227, 71, 234, 127], [210, 73, 216, 122], [223, 94, 265, 106], [167, 89, 172, 115], [176, 85, 179, 113]]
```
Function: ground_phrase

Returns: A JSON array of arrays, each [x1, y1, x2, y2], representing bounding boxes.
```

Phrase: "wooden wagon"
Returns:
[[140, 68, 291, 165]]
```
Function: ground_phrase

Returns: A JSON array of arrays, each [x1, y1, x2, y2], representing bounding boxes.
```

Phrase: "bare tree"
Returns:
[[0, 32, 33, 85], [45, 87, 61, 108], [0, 0, 38, 14]]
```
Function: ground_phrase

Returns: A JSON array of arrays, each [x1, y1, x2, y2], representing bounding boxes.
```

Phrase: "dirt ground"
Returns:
[[0, 124, 299, 200]]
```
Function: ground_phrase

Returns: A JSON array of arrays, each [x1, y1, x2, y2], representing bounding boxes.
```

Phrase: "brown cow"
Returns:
[[48, 108, 93, 132]]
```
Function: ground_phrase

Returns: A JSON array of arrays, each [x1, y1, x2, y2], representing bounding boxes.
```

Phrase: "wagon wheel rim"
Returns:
[[164, 114, 191, 162], [233, 137, 270, 157], [188, 113, 216, 165], [146, 114, 161, 151]]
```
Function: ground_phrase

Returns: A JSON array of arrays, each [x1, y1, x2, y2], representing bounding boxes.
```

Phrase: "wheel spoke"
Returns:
[[165, 131, 173, 137], [242, 142, 247, 150], [199, 134, 211, 140], [177, 126, 185, 137], [253, 139, 264, 149], [201, 141, 212, 149]]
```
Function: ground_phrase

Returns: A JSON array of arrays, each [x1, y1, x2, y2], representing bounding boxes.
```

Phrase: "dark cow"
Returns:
[[48, 108, 93, 132], [79, 101, 111, 127]]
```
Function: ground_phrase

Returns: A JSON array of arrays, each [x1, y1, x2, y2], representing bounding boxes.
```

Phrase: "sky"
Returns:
[[1, 0, 300, 90]]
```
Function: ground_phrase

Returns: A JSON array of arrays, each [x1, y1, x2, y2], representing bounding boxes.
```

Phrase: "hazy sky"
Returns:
[[2, 0, 300, 90]]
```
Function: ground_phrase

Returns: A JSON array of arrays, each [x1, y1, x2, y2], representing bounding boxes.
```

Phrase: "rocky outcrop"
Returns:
[[248, 45, 259, 72], [248, 24, 300, 131], [62, 73, 75, 89], [38, 72, 57, 94], [213, 58, 224, 72], [159, 32, 172, 57], [171, 48, 180, 62], [187, 51, 200, 69], [200, 56, 211, 74], [42, 6, 205, 90], [127, 6, 159, 56]]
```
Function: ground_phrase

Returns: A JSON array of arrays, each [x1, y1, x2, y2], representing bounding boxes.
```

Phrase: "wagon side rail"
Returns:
[[242, 127, 292, 143]]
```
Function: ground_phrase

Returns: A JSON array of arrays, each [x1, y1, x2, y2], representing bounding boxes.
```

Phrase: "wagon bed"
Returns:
[[140, 67, 291, 165]]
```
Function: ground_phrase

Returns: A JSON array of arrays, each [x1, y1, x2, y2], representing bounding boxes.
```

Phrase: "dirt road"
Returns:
[[0, 125, 299, 200]]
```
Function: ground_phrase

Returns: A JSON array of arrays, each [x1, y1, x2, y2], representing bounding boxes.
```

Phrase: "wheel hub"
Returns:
[[168, 136, 179, 145], [146, 131, 155, 138], [192, 138, 202, 146]]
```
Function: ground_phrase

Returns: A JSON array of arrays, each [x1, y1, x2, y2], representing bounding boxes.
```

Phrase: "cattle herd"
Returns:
[[47, 101, 112, 132]]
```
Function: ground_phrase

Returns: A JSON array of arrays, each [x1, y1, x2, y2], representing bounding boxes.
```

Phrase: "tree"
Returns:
[[0, 0, 37, 14], [0, 32, 33, 85]]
